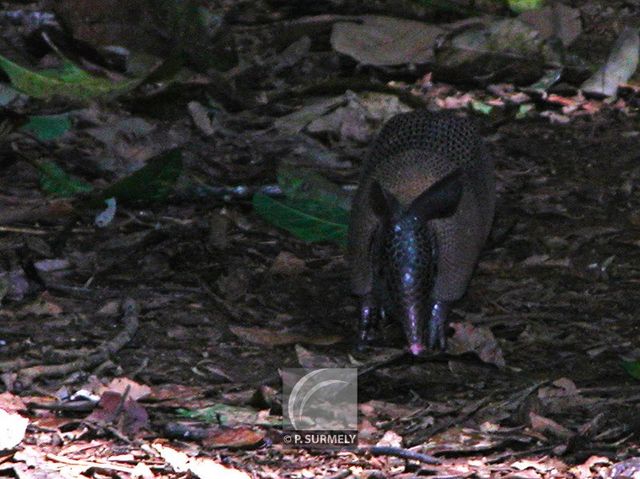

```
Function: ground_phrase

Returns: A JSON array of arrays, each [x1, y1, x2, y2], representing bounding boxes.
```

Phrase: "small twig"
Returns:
[[113, 385, 131, 421], [15, 299, 139, 389], [358, 446, 440, 465], [104, 425, 132, 444], [489, 380, 549, 413], [129, 357, 149, 379], [356, 350, 409, 377], [0, 358, 38, 372], [578, 385, 640, 395], [407, 396, 492, 447], [486, 446, 556, 464], [93, 360, 117, 376], [0, 226, 48, 235], [28, 400, 96, 413], [46, 453, 138, 473], [324, 470, 352, 479]]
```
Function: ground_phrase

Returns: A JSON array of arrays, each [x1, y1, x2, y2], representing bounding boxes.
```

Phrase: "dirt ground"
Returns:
[[1, 1, 640, 478], [3, 108, 640, 478]]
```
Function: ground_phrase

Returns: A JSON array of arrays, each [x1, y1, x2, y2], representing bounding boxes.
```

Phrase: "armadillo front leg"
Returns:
[[357, 292, 379, 349], [428, 301, 451, 350]]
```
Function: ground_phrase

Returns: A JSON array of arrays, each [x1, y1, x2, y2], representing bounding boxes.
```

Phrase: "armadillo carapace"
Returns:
[[348, 111, 495, 355]]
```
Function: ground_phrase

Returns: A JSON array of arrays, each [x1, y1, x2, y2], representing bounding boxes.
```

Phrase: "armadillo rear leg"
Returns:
[[428, 301, 451, 350]]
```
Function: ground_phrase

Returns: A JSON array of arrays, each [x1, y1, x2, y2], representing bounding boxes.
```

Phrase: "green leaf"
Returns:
[[516, 103, 535, 119], [21, 114, 72, 140], [177, 404, 280, 426], [38, 161, 93, 197], [622, 360, 640, 380], [253, 193, 348, 246], [507, 0, 545, 13], [526, 68, 563, 93], [471, 100, 493, 115], [100, 148, 183, 204], [0, 56, 140, 100], [277, 165, 352, 210]]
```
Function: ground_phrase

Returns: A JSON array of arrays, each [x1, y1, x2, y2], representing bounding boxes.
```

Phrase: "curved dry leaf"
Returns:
[[448, 321, 505, 368], [331, 15, 444, 66], [519, 4, 582, 46], [581, 27, 640, 97]]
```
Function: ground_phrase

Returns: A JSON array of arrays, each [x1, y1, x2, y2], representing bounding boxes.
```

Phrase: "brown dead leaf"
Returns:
[[331, 16, 443, 66], [85, 391, 149, 435], [540, 378, 578, 398], [529, 412, 573, 439], [0, 392, 27, 413], [19, 293, 63, 316], [100, 377, 152, 401], [202, 426, 266, 449], [448, 321, 505, 368], [518, 4, 581, 46], [270, 251, 306, 275], [154, 444, 250, 479], [376, 430, 403, 447], [31, 415, 78, 430], [546, 94, 577, 107], [569, 456, 611, 479], [359, 400, 423, 421], [145, 384, 208, 403], [295, 344, 343, 369], [357, 418, 380, 444]]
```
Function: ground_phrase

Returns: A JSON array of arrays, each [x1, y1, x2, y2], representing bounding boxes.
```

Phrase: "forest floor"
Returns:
[[1, 1, 640, 478]]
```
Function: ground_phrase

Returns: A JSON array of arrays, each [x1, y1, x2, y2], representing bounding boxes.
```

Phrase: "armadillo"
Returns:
[[348, 110, 495, 355]]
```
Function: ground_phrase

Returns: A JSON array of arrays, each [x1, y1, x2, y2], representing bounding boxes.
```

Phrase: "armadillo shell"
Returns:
[[348, 110, 495, 301], [362, 110, 484, 180]]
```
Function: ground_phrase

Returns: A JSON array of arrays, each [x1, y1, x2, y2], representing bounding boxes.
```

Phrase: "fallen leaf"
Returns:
[[154, 444, 251, 478], [188, 101, 215, 136], [331, 16, 443, 66], [85, 391, 149, 435], [0, 409, 28, 450], [581, 27, 640, 97], [100, 377, 152, 401], [202, 426, 265, 448], [529, 412, 573, 439], [518, 4, 581, 46], [448, 321, 506, 368], [270, 251, 306, 275]]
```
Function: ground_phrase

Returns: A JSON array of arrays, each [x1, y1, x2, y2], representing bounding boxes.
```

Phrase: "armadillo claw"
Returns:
[[409, 343, 425, 356]]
